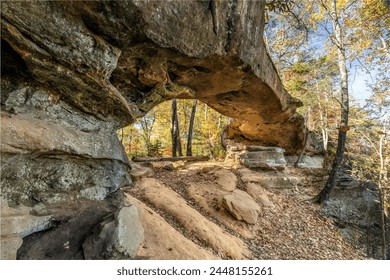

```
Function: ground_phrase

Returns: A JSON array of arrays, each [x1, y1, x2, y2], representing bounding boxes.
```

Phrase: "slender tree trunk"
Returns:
[[171, 99, 178, 157], [322, 128, 329, 151], [175, 111, 183, 157], [379, 187, 387, 259], [120, 128, 124, 144], [295, 126, 309, 167], [186, 100, 197, 156], [315, 0, 349, 203], [128, 133, 132, 154], [133, 155, 209, 162], [171, 98, 183, 157], [306, 105, 312, 130], [315, 77, 329, 151], [295, 110, 310, 167], [324, 89, 329, 151], [378, 133, 387, 259], [183, 102, 188, 131]]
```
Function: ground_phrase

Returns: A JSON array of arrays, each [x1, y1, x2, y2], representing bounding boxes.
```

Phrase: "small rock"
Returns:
[[222, 190, 261, 224], [240, 149, 287, 171], [245, 183, 274, 207], [83, 205, 144, 259], [162, 164, 174, 171]]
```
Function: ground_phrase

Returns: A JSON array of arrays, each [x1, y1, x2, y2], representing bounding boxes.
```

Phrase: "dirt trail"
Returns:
[[126, 161, 367, 260]]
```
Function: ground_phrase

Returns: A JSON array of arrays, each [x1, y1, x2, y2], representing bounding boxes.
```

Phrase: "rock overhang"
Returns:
[[0, 0, 307, 260], [1, 0, 304, 154]]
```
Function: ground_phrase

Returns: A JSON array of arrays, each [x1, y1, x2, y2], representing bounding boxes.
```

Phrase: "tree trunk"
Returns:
[[315, 76, 329, 151], [378, 133, 387, 259], [315, 0, 349, 203], [186, 100, 197, 156], [133, 155, 209, 162], [315, 130, 347, 203], [379, 187, 387, 260], [171, 99, 178, 157], [171, 99, 183, 157], [295, 127, 309, 168], [321, 128, 329, 151], [295, 110, 310, 167], [175, 108, 183, 157], [120, 128, 124, 144]]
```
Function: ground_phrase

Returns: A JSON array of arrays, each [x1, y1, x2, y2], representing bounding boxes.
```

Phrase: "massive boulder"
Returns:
[[1, 0, 304, 259]]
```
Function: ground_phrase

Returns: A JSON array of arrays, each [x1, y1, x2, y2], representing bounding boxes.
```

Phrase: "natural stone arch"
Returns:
[[1, 0, 304, 259], [1, 0, 304, 154], [112, 43, 304, 154]]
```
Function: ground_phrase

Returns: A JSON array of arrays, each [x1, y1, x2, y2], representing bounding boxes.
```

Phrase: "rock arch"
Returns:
[[1, 0, 304, 259]]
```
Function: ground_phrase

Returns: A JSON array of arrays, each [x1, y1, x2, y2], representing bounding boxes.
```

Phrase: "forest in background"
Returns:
[[118, 100, 230, 159], [264, 0, 389, 233]]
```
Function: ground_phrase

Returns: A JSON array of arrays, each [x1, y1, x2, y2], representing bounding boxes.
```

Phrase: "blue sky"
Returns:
[[350, 68, 372, 101]]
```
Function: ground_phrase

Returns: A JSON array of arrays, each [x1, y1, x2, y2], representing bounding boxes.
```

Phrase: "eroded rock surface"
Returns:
[[1, 0, 303, 151], [1, 0, 304, 260], [238, 167, 299, 189], [126, 195, 218, 260], [16, 192, 143, 260], [133, 177, 249, 259], [0, 198, 51, 259]]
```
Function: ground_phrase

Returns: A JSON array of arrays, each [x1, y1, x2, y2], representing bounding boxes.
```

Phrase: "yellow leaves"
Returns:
[[372, 91, 389, 103], [361, 0, 390, 21], [310, 12, 324, 23], [358, 39, 371, 51], [336, 0, 351, 11]]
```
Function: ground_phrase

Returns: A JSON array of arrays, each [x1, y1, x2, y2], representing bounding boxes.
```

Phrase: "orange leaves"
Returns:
[[338, 125, 351, 132]]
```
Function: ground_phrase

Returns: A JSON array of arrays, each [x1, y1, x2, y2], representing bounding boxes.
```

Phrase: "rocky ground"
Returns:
[[125, 160, 367, 260]]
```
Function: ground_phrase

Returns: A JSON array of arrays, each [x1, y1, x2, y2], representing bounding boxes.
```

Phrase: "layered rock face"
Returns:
[[1, 0, 304, 150], [1, 0, 304, 259]]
